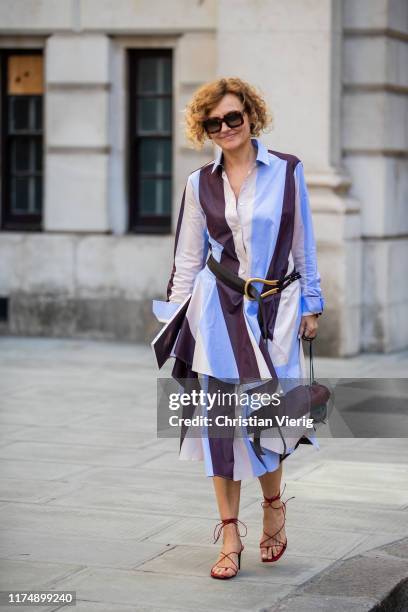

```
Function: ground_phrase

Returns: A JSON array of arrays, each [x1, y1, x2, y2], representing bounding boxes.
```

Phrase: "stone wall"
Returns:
[[0, 0, 407, 355], [342, 0, 408, 352]]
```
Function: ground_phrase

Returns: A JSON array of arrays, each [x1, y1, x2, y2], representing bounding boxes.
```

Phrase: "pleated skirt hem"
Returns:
[[178, 432, 320, 481]]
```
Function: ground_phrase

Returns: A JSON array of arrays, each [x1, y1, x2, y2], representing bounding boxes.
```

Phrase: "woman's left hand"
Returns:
[[298, 314, 319, 340]]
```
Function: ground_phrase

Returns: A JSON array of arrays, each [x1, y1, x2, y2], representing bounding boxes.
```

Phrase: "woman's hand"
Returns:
[[298, 314, 319, 340]]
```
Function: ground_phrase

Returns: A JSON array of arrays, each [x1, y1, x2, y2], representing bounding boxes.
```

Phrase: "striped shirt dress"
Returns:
[[152, 137, 325, 481]]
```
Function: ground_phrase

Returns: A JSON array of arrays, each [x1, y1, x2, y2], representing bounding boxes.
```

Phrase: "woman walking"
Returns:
[[152, 77, 325, 579]]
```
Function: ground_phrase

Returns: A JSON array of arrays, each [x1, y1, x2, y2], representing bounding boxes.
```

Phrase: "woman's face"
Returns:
[[206, 93, 251, 152]]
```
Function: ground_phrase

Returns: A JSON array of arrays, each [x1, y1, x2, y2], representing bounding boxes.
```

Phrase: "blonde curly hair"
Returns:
[[184, 77, 273, 149]]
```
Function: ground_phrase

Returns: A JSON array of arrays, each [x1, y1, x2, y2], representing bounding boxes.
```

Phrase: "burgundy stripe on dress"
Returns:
[[199, 162, 266, 478], [207, 376, 236, 479], [259, 153, 300, 342], [173, 314, 196, 369], [199, 163, 261, 381]]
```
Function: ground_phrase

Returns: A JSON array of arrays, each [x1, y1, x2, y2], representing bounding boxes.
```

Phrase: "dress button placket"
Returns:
[[223, 162, 257, 277], [238, 163, 256, 265]]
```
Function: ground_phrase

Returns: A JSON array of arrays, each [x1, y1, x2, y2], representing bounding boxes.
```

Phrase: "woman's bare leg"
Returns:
[[211, 476, 243, 577], [258, 462, 286, 560]]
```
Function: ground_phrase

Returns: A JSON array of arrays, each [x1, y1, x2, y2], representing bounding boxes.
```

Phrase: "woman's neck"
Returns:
[[222, 138, 257, 172]]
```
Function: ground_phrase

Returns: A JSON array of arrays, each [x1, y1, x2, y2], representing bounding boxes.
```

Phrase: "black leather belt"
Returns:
[[207, 254, 301, 342]]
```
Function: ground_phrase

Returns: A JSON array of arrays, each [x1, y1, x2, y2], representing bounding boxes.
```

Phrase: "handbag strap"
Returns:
[[303, 337, 315, 384]]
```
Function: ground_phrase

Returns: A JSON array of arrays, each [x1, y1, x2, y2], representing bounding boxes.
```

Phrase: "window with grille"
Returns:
[[0, 50, 44, 230], [128, 49, 172, 233]]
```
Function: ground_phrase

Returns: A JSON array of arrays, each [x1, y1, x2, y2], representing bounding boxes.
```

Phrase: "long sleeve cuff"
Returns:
[[301, 295, 325, 316]]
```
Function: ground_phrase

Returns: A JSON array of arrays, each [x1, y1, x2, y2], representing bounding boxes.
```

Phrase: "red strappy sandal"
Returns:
[[260, 483, 295, 563], [210, 517, 247, 580]]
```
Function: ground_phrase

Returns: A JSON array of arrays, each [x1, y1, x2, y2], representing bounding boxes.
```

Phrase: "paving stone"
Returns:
[[3, 371, 90, 391], [68, 466, 259, 515], [10, 425, 158, 450], [265, 594, 378, 611], [0, 379, 38, 398], [0, 602, 63, 612], [0, 530, 171, 570], [0, 477, 81, 504], [0, 503, 176, 542], [146, 515, 367, 560], [376, 536, 408, 559], [74, 413, 155, 434], [295, 437, 408, 466], [0, 404, 97, 427], [50, 567, 294, 610], [282, 480, 408, 507], [46, 483, 222, 518], [241, 498, 408, 537], [1, 338, 408, 612], [301, 445, 408, 465], [0, 558, 84, 591], [300, 553, 408, 599], [299, 460, 408, 491], [22, 339, 145, 363], [72, 466, 214, 494], [362, 437, 408, 452], [137, 544, 333, 585], [258, 525, 367, 560], [51, 602, 148, 612], [139, 451, 207, 475], [0, 441, 161, 468], [0, 439, 16, 450], [0, 425, 27, 437], [340, 533, 408, 560], [0, 459, 91, 481]]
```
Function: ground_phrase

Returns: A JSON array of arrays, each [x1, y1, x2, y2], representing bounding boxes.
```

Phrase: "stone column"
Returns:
[[174, 31, 217, 231], [216, 0, 361, 356], [343, 0, 408, 352], [44, 33, 111, 232]]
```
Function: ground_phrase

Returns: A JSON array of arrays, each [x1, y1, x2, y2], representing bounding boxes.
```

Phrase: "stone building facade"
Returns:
[[0, 0, 407, 356]]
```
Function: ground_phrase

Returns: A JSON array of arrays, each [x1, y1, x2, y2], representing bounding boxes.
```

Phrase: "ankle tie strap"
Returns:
[[213, 518, 248, 544], [262, 483, 295, 508]]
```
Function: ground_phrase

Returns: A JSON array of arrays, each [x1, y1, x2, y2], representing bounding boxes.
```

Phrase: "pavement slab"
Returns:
[[50, 567, 294, 611], [298, 460, 408, 490], [0, 458, 94, 481], [0, 477, 82, 504], [0, 530, 172, 570], [5, 425, 158, 449], [275, 479, 408, 507], [46, 483, 227, 517], [265, 594, 378, 611], [300, 550, 408, 599], [0, 337, 407, 611], [0, 503, 177, 542], [0, 558, 85, 590], [268, 538, 408, 611], [0, 559, 85, 611], [146, 515, 369, 560], [137, 544, 334, 584], [0, 441, 161, 468]]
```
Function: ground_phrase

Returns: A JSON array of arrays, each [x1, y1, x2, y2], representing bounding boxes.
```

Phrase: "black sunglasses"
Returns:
[[202, 110, 245, 134]]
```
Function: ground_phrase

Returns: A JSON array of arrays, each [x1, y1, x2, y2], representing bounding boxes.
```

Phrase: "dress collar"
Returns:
[[211, 137, 270, 174]]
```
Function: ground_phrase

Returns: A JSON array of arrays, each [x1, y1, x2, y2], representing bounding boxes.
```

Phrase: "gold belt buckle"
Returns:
[[244, 277, 280, 300]]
